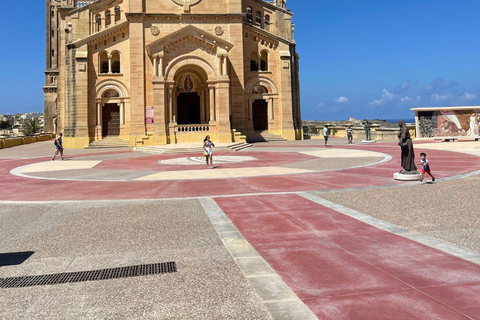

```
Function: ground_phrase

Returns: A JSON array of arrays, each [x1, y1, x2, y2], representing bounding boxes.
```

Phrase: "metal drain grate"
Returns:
[[0, 262, 176, 289]]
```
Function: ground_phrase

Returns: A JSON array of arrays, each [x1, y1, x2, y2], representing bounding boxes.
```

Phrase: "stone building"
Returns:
[[44, 0, 301, 148]]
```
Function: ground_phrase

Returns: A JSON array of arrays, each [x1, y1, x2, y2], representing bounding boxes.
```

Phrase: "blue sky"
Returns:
[[0, 1, 479, 121]]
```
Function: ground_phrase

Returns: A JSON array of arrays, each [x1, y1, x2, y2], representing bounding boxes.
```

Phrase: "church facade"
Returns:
[[44, 0, 301, 148]]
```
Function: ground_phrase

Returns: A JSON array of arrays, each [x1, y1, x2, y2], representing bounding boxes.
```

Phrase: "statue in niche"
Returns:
[[184, 75, 194, 92], [397, 120, 418, 173], [363, 120, 372, 141]]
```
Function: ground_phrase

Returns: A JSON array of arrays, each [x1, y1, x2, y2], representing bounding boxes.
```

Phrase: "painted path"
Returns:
[[2, 141, 480, 319], [216, 194, 480, 319]]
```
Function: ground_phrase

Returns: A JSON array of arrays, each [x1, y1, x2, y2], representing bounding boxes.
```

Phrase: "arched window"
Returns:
[[111, 52, 121, 74], [105, 10, 111, 26], [114, 6, 121, 22], [255, 11, 262, 27], [99, 52, 109, 74], [95, 14, 101, 32], [260, 51, 268, 71], [265, 15, 270, 31], [246, 7, 252, 22], [250, 52, 259, 72]]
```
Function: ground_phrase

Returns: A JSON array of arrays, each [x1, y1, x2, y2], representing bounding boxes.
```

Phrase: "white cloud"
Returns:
[[459, 92, 477, 101], [431, 93, 452, 102], [400, 96, 413, 102], [370, 89, 397, 106], [335, 96, 349, 104]]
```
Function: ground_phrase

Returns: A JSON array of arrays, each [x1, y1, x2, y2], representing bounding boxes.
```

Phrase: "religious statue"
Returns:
[[184, 75, 194, 92], [397, 120, 418, 173], [363, 121, 372, 141]]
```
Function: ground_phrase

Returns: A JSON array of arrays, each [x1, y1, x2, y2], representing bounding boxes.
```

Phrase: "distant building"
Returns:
[[44, 0, 302, 148]]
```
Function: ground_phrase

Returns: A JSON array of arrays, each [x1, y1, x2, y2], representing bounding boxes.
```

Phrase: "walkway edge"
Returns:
[[299, 192, 480, 265], [199, 197, 318, 320]]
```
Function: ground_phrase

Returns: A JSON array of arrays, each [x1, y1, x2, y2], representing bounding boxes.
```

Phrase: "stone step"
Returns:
[[86, 137, 130, 149], [247, 131, 286, 143]]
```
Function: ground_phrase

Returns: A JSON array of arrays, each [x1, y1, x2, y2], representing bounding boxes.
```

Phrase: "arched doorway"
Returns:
[[251, 85, 270, 131], [174, 66, 209, 125], [100, 88, 121, 137], [253, 100, 268, 130]]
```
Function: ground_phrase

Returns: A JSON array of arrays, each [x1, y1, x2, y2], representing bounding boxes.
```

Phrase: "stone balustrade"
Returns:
[[175, 125, 210, 133]]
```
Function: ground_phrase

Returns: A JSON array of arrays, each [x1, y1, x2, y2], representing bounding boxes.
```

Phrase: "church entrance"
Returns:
[[177, 92, 201, 125], [253, 99, 268, 130], [102, 103, 120, 136]]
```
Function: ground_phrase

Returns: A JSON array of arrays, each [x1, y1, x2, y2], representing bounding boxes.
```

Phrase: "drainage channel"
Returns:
[[0, 262, 177, 289]]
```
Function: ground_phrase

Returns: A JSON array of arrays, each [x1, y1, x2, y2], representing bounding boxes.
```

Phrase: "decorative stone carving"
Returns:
[[215, 26, 224, 36], [172, 0, 202, 11], [150, 26, 160, 36]]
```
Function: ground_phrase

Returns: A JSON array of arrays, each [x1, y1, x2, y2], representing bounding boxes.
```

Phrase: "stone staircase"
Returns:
[[135, 142, 252, 155], [247, 130, 287, 143], [85, 136, 130, 149]]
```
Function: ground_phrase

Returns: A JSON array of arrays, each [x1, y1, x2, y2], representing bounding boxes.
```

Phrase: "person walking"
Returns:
[[203, 135, 215, 169], [346, 125, 353, 144], [323, 126, 329, 147], [52, 133, 65, 161]]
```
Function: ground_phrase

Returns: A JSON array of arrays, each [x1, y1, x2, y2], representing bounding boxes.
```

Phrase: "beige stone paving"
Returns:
[[136, 166, 316, 181], [419, 141, 480, 156], [18, 161, 101, 174], [299, 149, 385, 158]]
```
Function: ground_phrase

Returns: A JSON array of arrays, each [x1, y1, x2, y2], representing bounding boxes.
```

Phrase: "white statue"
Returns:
[[470, 112, 479, 136]]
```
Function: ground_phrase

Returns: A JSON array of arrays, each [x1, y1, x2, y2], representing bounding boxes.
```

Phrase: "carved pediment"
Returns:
[[146, 25, 233, 56]]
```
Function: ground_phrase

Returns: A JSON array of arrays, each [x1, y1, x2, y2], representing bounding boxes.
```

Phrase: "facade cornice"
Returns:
[[244, 24, 293, 46], [68, 21, 129, 48], [126, 12, 245, 22], [146, 24, 234, 56]]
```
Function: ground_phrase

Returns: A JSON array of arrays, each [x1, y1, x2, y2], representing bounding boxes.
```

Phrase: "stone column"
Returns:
[[119, 102, 124, 125], [96, 102, 102, 125], [209, 86, 216, 123], [200, 91, 205, 124], [168, 85, 174, 123], [167, 83, 176, 142], [215, 80, 231, 142], [108, 55, 112, 73], [158, 56, 164, 78], [248, 99, 253, 120], [153, 80, 167, 144], [128, 15, 146, 145], [153, 55, 158, 77], [222, 56, 228, 76]]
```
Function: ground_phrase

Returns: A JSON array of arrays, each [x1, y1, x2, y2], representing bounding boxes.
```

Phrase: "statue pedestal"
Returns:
[[362, 140, 376, 143], [393, 172, 421, 181]]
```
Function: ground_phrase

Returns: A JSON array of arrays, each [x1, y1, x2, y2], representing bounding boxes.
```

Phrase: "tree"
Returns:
[[0, 120, 10, 130], [22, 118, 42, 136]]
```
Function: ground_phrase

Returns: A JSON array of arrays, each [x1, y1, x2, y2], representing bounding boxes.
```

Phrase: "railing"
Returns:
[[175, 125, 209, 133], [75, 0, 96, 8]]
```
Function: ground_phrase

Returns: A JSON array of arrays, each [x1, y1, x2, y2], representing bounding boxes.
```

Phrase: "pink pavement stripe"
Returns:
[[215, 194, 480, 319], [0, 146, 478, 201]]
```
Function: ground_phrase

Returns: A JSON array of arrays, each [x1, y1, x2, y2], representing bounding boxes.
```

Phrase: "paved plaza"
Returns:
[[1, 138, 480, 319]]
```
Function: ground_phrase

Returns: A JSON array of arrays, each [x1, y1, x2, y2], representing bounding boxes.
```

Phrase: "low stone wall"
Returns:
[[0, 134, 56, 150], [305, 126, 416, 141]]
